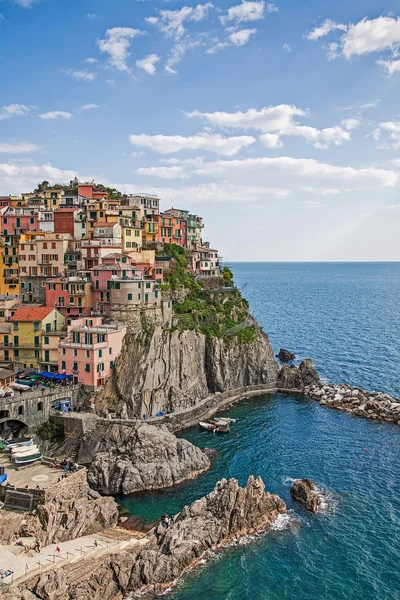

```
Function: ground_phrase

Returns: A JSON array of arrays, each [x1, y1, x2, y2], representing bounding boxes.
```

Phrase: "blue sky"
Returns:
[[1, 0, 400, 260]]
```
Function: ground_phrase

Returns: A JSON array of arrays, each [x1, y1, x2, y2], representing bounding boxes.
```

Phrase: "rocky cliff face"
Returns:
[[278, 358, 321, 390], [106, 321, 278, 418], [78, 421, 210, 495], [8, 476, 286, 600]]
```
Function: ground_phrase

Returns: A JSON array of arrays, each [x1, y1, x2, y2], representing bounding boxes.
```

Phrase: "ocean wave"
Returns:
[[270, 511, 296, 531]]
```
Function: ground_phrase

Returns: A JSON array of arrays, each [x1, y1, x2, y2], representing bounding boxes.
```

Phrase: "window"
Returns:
[[3, 217, 7, 224], [85, 364, 91, 372], [138, 293, 141, 300], [18, 406, 24, 415], [109, 347, 113, 354], [44, 351, 49, 362], [97, 362, 104, 372], [98, 349, 102, 358], [73, 362, 78, 371], [128, 293, 133, 301], [14, 349, 19, 358], [73, 349, 78, 357], [30, 217, 34, 224], [97, 334, 105, 343], [146, 282, 151, 289], [35, 350, 40, 358], [114, 282, 120, 290], [110, 360, 114, 369], [13, 322, 18, 331], [62, 361, 66, 370], [86, 350, 90, 358], [34, 322, 39, 331], [62, 348, 66, 355]]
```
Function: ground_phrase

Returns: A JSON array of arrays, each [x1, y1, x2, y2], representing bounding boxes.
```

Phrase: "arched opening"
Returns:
[[0, 418, 28, 438], [37, 402, 43, 411], [18, 406, 24, 416]]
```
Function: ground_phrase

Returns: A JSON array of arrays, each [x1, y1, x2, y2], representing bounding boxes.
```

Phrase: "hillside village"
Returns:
[[0, 181, 221, 391]]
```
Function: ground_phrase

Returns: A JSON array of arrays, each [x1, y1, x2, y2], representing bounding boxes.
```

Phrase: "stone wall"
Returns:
[[0, 385, 81, 431], [109, 300, 172, 333], [45, 467, 87, 503]]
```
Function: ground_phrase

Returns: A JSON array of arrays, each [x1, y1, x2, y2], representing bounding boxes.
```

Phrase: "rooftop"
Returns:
[[10, 306, 55, 322]]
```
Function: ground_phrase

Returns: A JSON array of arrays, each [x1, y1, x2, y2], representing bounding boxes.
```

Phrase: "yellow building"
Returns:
[[122, 224, 142, 252], [23, 189, 64, 210], [0, 239, 19, 295], [10, 306, 65, 371], [142, 215, 159, 243]]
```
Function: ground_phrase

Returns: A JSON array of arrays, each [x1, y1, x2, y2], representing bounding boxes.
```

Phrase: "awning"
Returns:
[[53, 374, 70, 381], [38, 371, 58, 380]]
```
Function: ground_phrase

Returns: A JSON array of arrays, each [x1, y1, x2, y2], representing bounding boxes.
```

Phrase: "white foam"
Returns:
[[282, 476, 296, 486], [271, 511, 295, 531], [313, 485, 338, 515]]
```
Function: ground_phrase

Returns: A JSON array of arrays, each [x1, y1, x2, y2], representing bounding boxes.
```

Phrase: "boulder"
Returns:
[[85, 422, 210, 495], [290, 478, 321, 513], [276, 348, 296, 362], [278, 358, 321, 390]]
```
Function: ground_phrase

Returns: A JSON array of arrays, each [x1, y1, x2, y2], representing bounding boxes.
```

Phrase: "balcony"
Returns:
[[59, 340, 107, 350]]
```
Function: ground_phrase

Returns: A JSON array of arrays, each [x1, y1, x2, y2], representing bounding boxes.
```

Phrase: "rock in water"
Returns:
[[276, 348, 296, 362], [7, 477, 286, 600], [290, 478, 321, 512], [83, 421, 210, 495], [278, 358, 320, 390]]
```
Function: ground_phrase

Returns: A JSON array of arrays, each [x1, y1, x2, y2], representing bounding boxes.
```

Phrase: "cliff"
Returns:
[[105, 321, 278, 419], [78, 421, 210, 495], [7, 476, 286, 600]]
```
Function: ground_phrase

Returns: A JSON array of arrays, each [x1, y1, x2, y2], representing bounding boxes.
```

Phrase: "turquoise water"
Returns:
[[120, 263, 400, 600]]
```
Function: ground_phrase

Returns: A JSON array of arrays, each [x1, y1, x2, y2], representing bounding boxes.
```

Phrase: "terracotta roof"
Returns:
[[93, 222, 114, 227], [55, 207, 80, 213], [10, 306, 55, 322]]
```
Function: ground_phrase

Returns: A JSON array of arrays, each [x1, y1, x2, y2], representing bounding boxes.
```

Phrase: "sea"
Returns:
[[120, 262, 400, 600]]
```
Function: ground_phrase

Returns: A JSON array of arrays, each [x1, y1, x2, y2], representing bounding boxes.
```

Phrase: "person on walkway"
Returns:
[[94, 540, 98, 548], [56, 546, 61, 553]]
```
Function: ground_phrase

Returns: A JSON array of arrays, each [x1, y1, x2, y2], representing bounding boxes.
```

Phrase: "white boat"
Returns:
[[199, 421, 230, 433], [4, 437, 34, 450], [10, 382, 30, 391], [215, 417, 237, 423], [13, 453, 42, 465], [199, 421, 215, 431], [11, 445, 39, 456]]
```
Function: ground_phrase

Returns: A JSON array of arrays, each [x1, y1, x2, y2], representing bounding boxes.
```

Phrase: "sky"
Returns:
[[1, 0, 400, 261]]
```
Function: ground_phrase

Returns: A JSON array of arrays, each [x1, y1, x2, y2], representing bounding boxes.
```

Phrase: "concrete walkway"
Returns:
[[0, 531, 146, 585]]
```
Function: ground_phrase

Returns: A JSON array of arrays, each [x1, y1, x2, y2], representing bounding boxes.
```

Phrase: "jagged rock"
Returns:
[[278, 358, 320, 390], [290, 479, 321, 513], [106, 320, 278, 418], [8, 477, 286, 600], [84, 422, 210, 495], [276, 348, 296, 362], [20, 496, 119, 546]]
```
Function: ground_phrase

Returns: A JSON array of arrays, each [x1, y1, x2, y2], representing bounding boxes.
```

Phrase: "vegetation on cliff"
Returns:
[[160, 244, 257, 342]]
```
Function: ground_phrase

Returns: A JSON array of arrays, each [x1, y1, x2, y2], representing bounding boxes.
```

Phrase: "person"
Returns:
[[143, 413, 146, 420], [94, 539, 98, 548], [33, 540, 40, 553], [56, 546, 61, 553]]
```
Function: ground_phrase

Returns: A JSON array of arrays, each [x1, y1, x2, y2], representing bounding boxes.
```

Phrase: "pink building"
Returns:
[[45, 277, 93, 322], [1, 207, 39, 235], [58, 316, 126, 389], [91, 256, 147, 315]]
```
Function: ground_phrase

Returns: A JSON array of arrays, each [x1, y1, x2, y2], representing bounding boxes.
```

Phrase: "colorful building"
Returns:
[[10, 306, 65, 371], [45, 276, 93, 321], [58, 316, 126, 388]]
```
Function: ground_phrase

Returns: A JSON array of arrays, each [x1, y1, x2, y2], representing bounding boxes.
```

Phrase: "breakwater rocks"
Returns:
[[79, 421, 210, 495], [8, 477, 286, 600], [290, 479, 321, 513], [305, 382, 400, 424], [278, 358, 321, 390]]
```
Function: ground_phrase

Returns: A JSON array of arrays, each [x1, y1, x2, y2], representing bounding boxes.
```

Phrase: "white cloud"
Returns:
[[136, 54, 160, 75], [377, 59, 400, 75], [0, 142, 40, 153], [207, 28, 257, 52], [66, 69, 97, 81], [15, 0, 39, 7], [301, 186, 341, 195], [188, 104, 354, 148], [220, 1, 270, 26], [80, 104, 100, 110], [306, 19, 347, 41], [0, 104, 31, 120], [155, 182, 290, 202], [341, 16, 400, 59], [260, 133, 283, 148], [0, 161, 79, 194], [86, 13, 99, 19], [146, 4, 213, 39], [97, 27, 144, 72], [179, 155, 398, 187], [283, 42, 291, 52], [372, 121, 400, 148], [38, 111, 72, 120], [85, 58, 98, 64], [136, 165, 190, 179], [129, 132, 256, 155], [342, 118, 361, 130]]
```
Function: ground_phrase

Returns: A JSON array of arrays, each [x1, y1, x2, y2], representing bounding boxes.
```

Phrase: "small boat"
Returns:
[[13, 453, 42, 465], [214, 417, 237, 423], [199, 421, 216, 431], [10, 382, 31, 392], [11, 445, 39, 456], [4, 437, 34, 450]]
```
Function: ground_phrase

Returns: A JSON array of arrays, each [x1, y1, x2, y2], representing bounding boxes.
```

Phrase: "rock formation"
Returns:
[[304, 382, 400, 425], [7, 476, 286, 600], [278, 358, 320, 390], [290, 479, 321, 512], [105, 321, 278, 419], [276, 348, 296, 362], [79, 421, 210, 495]]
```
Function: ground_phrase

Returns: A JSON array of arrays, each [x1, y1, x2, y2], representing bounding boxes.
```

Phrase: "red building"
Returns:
[[78, 184, 108, 199], [54, 207, 79, 237], [1, 207, 39, 235]]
